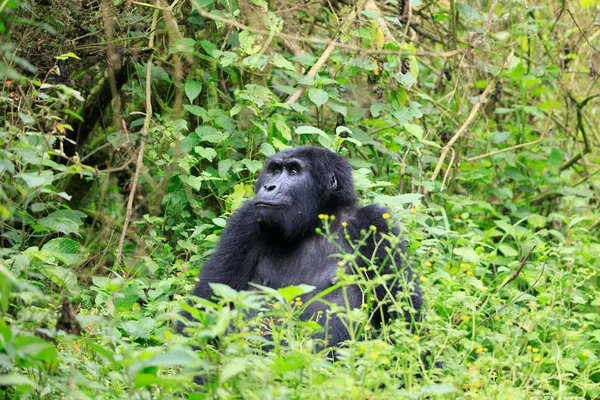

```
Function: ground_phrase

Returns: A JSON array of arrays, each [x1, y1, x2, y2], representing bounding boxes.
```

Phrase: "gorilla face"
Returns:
[[253, 155, 322, 241]]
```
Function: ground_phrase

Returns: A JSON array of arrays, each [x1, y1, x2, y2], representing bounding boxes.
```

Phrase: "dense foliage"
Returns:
[[1, 0, 600, 398]]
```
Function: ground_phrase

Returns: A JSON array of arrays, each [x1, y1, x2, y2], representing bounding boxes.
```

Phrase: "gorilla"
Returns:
[[182, 146, 422, 347]]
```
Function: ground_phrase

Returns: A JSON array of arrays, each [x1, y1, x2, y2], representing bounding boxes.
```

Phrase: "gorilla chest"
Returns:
[[251, 237, 342, 290]]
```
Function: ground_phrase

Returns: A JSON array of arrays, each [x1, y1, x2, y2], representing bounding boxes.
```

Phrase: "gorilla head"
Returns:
[[253, 147, 357, 242]]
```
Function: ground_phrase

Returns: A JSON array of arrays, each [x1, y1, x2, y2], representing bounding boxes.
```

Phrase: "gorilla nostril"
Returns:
[[265, 185, 276, 192]]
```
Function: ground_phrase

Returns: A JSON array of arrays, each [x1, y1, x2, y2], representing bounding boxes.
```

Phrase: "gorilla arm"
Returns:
[[192, 203, 259, 300], [346, 205, 423, 330]]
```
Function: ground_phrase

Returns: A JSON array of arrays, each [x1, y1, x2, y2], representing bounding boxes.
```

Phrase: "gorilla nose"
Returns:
[[264, 185, 276, 192]]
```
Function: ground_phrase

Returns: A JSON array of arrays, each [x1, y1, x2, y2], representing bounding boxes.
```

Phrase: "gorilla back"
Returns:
[[182, 146, 423, 346]]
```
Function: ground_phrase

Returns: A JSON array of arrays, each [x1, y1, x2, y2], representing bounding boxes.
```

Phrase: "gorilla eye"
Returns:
[[272, 167, 281, 175], [289, 166, 299, 175]]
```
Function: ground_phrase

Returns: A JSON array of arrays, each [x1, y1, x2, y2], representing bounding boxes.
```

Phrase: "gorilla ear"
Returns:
[[330, 173, 338, 190]]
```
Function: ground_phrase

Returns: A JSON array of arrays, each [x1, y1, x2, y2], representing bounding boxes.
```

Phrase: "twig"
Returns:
[[286, 0, 369, 105], [114, 7, 158, 267], [429, 50, 514, 187], [560, 92, 592, 171], [464, 106, 554, 162], [187, 0, 462, 58]]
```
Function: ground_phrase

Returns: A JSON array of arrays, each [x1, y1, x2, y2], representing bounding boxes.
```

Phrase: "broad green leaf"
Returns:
[[272, 53, 296, 71], [42, 238, 88, 266], [418, 383, 457, 395], [194, 146, 217, 161], [210, 283, 238, 300], [278, 284, 315, 302], [16, 171, 54, 188], [43, 266, 78, 291], [220, 359, 246, 383], [308, 88, 328, 107], [121, 317, 154, 340], [170, 38, 195, 54], [184, 104, 207, 117], [0, 374, 35, 387], [273, 113, 292, 140], [453, 247, 480, 263], [184, 80, 203, 103], [548, 147, 563, 173], [498, 244, 518, 257], [39, 210, 87, 235]]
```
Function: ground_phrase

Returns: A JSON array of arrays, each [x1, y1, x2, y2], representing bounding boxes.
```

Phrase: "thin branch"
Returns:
[[286, 0, 369, 105], [114, 7, 159, 267], [187, 0, 462, 58], [464, 107, 554, 162], [429, 50, 514, 187]]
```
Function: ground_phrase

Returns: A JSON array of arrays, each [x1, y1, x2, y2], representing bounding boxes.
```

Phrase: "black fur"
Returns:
[[181, 146, 422, 346]]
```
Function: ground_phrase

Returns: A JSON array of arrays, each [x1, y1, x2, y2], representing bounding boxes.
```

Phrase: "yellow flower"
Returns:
[[382, 213, 391, 219], [365, 325, 371, 331], [413, 335, 420, 341], [361, 303, 368, 308], [337, 261, 344, 266], [476, 347, 483, 354], [410, 207, 417, 213], [482, 287, 488, 291], [461, 315, 469, 321], [466, 271, 473, 276], [532, 348, 539, 353], [318, 214, 326, 219], [534, 355, 541, 362], [369, 225, 377, 231], [425, 261, 432, 267], [341, 221, 348, 227], [527, 345, 532, 350], [419, 276, 429, 282]]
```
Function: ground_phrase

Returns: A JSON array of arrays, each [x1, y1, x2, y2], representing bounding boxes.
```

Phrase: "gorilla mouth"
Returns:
[[254, 201, 287, 208]]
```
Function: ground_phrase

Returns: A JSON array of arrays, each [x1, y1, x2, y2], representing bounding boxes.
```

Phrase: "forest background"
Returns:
[[1, 0, 600, 398]]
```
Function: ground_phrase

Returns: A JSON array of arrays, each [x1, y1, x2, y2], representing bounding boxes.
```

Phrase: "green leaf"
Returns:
[[16, 171, 54, 188], [272, 53, 296, 71], [418, 383, 457, 395], [38, 210, 87, 235], [42, 238, 88, 266], [121, 317, 154, 340], [278, 284, 315, 302], [498, 244, 518, 257], [0, 374, 35, 387], [580, 0, 596, 9], [548, 147, 563, 173], [210, 283, 238, 300], [184, 80, 203, 103], [170, 37, 195, 54], [43, 266, 78, 291], [308, 88, 329, 107], [220, 359, 246, 383], [184, 104, 207, 117], [194, 146, 217, 161], [273, 113, 292, 140], [453, 247, 480, 263]]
